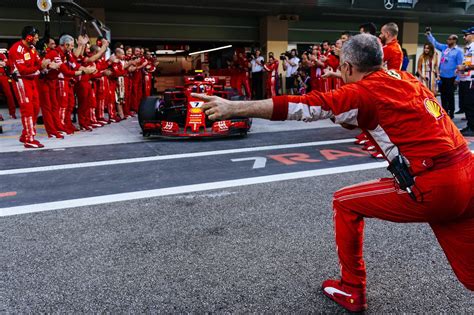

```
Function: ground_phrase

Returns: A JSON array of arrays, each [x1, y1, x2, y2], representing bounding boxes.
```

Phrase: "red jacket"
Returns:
[[8, 40, 41, 77], [0, 53, 9, 75], [44, 47, 79, 80], [271, 69, 466, 174], [110, 60, 127, 79], [383, 39, 403, 70]]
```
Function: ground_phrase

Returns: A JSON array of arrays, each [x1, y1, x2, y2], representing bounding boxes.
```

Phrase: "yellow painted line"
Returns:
[[0, 133, 48, 139]]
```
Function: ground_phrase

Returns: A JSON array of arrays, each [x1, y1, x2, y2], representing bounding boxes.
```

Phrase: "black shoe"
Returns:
[[461, 127, 474, 137], [455, 110, 464, 114]]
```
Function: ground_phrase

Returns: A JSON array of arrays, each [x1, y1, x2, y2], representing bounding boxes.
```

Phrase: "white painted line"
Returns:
[[0, 161, 387, 217], [0, 138, 355, 176]]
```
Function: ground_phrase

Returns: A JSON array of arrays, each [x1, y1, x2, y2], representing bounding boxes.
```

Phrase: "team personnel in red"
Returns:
[[0, 51, 17, 119], [44, 34, 95, 135], [123, 46, 135, 117], [324, 40, 344, 90], [143, 49, 158, 98], [380, 22, 403, 70], [130, 47, 148, 113], [235, 52, 251, 98], [109, 48, 130, 119], [76, 41, 107, 130], [8, 26, 51, 148], [264, 55, 279, 97], [38, 40, 64, 139], [192, 34, 474, 312]]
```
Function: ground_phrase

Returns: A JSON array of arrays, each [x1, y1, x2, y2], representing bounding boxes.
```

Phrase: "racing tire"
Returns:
[[138, 96, 159, 130]]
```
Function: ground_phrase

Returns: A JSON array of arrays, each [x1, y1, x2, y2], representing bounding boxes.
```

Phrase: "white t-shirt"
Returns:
[[285, 56, 300, 77], [251, 56, 264, 73]]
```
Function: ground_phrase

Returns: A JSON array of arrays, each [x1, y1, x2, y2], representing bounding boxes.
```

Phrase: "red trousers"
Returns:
[[12, 78, 40, 142], [107, 78, 117, 120], [131, 75, 143, 112], [144, 73, 152, 97], [56, 80, 75, 133], [310, 77, 330, 93], [333, 152, 474, 290], [76, 80, 92, 128], [266, 76, 276, 98], [95, 77, 106, 121], [39, 79, 65, 136], [236, 73, 251, 97], [123, 76, 131, 116], [0, 75, 16, 116]]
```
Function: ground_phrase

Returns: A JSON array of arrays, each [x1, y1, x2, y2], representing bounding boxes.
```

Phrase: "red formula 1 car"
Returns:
[[138, 75, 251, 138]]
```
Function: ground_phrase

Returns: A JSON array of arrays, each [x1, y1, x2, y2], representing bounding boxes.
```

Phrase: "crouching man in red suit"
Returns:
[[192, 34, 474, 312]]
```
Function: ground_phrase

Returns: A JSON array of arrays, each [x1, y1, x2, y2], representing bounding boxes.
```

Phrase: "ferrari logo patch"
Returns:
[[424, 98, 444, 120], [24, 53, 31, 61], [190, 101, 204, 108]]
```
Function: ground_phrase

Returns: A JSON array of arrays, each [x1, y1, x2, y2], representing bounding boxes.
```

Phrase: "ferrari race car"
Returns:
[[138, 75, 251, 138]]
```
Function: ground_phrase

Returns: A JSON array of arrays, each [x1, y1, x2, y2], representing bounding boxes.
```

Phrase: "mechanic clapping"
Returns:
[[192, 33, 474, 312]]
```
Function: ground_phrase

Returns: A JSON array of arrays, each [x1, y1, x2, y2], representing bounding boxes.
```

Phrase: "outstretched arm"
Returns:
[[192, 93, 274, 120], [193, 83, 364, 125]]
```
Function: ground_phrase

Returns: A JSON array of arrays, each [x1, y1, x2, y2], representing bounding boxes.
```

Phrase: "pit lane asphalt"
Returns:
[[1, 124, 473, 312]]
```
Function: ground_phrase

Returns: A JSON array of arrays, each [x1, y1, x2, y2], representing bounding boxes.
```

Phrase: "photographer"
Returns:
[[250, 49, 264, 99], [282, 49, 299, 95]]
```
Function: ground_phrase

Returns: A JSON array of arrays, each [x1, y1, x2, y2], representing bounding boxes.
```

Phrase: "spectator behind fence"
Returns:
[[426, 29, 464, 118], [416, 43, 439, 95], [282, 49, 299, 95]]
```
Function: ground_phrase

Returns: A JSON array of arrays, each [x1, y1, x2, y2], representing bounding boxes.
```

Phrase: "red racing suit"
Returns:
[[8, 40, 42, 143], [0, 53, 17, 117], [326, 53, 343, 90], [75, 55, 94, 128], [110, 59, 127, 113], [271, 69, 474, 291], [143, 59, 156, 97], [383, 39, 403, 70], [43, 47, 79, 135], [310, 52, 331, 93], [236, 57, 251, 97], [123, 55, 133, 117], [130, 56, 146, 112], [264, 60, 279, 97]]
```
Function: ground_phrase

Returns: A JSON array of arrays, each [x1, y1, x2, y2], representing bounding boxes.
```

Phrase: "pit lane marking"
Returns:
[[0, 191, 17, 198], [0, 138, 355, 176], [0, 161, 388, 217]]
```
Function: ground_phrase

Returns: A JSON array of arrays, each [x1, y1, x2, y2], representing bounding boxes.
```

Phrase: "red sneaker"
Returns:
[[322, 279, 367, 312], [371, 151, 384, 159], [24, 141, 44, 149], [355, 133, 366, 140], [362, 141, 376, 151], [19, 135, 26, 143]]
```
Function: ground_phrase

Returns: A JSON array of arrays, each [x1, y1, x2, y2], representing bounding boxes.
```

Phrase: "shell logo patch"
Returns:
[[424, 98, 444, 120], [189, 108, 202, 114]]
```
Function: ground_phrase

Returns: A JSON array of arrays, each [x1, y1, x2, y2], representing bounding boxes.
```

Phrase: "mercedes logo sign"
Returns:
[[384, 0, 395, 10]]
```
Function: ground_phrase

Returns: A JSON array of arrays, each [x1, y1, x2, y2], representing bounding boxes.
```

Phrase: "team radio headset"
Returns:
[[22, 26, 39, 46]]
